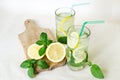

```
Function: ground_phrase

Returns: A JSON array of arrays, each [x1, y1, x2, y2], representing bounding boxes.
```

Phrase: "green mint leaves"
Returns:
[[58, 36, 67, 44], [37, 60, 49, 69], [90, 64, 104, 79], [47, 40, 53, 45], [36, 32, 53, 56], [39, 46, 47, 56], [28, 67, 35, 78], [20, 32, 52, 78], [20, 59, 49, 78], [88, 61, 104, 79], [40, 32, 48, 42], [20, 59, 36, 78], [20, 60, 31, 68], [36, 40, 43, 45], [20, 59, 35, 68]]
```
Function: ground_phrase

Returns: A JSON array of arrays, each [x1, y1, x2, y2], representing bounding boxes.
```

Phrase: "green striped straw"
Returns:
[[80, 20, 105, 36]]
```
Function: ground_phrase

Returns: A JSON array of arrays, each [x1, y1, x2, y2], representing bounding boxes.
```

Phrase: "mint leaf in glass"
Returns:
[[28, 67, 35, 78], [39, 46, 46, 56], [90, 64, 104, 79], [20, 60, 32, 68], [58, 36, 67, 44], [37, 60, 49, 69]]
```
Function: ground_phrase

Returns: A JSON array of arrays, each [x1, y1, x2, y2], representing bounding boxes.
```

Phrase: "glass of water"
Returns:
[[55, 7, 75, 44], [66, 25, 91, 70]]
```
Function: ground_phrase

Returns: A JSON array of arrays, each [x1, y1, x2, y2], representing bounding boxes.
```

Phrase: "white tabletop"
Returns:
[[0, 0, 120, 80]]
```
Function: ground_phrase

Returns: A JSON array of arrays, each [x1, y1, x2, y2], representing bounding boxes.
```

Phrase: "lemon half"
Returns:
[[27, 44, 45, 60], [46, 42, 66, 62]]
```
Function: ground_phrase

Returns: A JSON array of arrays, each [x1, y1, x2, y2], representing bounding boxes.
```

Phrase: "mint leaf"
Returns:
[[90, 64, 104, 79], [40, 32, 48, 41], [37, 60, 49, 69], [20, 60, 32, 68], [36, 40, 43, 45], [30, 59, 36, 64], [47, 40, 53, 46], [20, 59, 36, 69], [28, 67, 35, 78], [39, 46, 46, 56], [58, 36, 67, 44]]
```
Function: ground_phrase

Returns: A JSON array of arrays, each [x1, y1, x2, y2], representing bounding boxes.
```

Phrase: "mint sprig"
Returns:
[[89, 63, 104, 79], [20, 59, 36, 78], [20, 32, 52, 78], [36, 32, 53, 56], [20, 59, 49, 78]]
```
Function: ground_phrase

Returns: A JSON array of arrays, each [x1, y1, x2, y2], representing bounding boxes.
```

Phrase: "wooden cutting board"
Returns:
[[18, 19, 66, 73]]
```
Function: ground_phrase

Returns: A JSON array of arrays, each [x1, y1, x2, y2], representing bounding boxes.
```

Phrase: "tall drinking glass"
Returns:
[[55, 7, 75, 43], [66, 25, 91, 70]]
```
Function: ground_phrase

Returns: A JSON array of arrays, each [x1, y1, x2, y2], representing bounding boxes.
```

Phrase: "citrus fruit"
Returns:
[[46, 42, 66, 62], [73, 48, 86, 63], [67, 32, 80, 49], [59, 16, 71, 36], [56, 28, 66, 37], [27, 44, 45, 60]]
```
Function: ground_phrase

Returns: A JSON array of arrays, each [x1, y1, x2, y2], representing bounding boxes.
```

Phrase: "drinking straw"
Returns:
[[71, 2, 90, 8], [80, 20, 105, 36], [70, 2, 90, 14]]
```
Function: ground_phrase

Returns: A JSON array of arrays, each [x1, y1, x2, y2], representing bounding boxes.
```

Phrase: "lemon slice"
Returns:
[[27, 44, 44, 60], [73, 48, 86, 63], [46, 42, 66, 62], [56, 28, 66, 37], [67, 32, 80, 49], [59, 28, 67, 36], [59, 16, 71, 36]]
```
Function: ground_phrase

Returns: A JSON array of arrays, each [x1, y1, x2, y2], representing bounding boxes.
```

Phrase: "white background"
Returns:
[[0, 0, 120, 80]]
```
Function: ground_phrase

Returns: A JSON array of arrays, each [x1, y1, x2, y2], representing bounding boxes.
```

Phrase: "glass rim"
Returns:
[[55, 7, 75, 17], [67, 25, 91, 39]]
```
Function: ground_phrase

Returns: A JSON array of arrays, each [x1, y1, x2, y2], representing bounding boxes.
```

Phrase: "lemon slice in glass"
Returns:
[[56, 28, 67, 37], [73, 48, 86, 63], [67, 32, 80, 49], [59, 16, 71, 36], [46, 42, 66, 62], [27, 44, 44, 60]]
